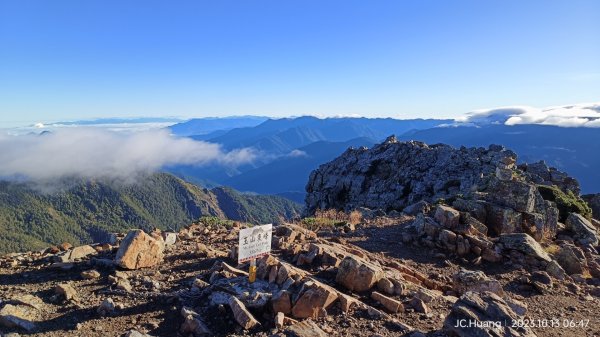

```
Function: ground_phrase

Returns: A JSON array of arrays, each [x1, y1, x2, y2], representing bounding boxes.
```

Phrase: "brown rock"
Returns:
[[371, 291, 404, 313], [0, 304, 37, 331], [335, 255, 384, 292], [275, 311, 285, 329], [55, 283, 78, 301], [376, 278, 395, 295], [272, 290, 292, 315], [115, 230, 164, 270], [435, 205, 460, 228], [292, 281, 338, 319], [180, 307, 211, 336], [453, 269, 503, 296], [81, 270, 101, 279], [13, 294, 44, 310], [286, 320, 327, 337], [409, 297, 429, 314], [228, 296, 259, 329]]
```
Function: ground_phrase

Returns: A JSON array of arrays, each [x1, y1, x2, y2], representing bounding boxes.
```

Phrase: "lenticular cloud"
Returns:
[[0, 128, 256, 182], [457, 102, 600, 127]]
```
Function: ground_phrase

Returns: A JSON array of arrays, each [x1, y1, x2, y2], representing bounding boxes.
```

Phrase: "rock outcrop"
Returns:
[[305, 138, 563, 242]]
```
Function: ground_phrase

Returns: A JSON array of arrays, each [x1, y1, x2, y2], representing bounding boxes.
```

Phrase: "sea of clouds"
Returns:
[[0, 128, 256, 182]]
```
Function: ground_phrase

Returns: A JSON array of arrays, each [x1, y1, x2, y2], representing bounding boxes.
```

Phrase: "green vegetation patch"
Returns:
[[537, 184, 592, 222]]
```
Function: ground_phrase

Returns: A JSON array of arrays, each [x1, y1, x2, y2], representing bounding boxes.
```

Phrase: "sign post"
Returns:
[[238, 224, 272, 283]]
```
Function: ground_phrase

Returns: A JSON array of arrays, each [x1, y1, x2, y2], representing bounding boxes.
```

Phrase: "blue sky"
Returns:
[[0, 0, 599, 126]]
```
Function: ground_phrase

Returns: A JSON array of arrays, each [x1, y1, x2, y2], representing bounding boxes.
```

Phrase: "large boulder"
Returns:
[[115, 230, 165, 270], [565, 213, 599, 246], [291, 281, 338, 319], [444, 291, 536, 337], [335, 256, 384, 292], [498, 233, 551, 262], [555, 244, 588, 276]]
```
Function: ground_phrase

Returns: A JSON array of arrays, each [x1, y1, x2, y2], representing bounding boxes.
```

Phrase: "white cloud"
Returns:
[[457, 102, 600, 128], [0, 128, 256, 182], [287, 149, 308, 158]]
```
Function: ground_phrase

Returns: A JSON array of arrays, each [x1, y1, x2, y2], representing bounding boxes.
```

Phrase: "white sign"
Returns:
[[238, 223, 272, 263]]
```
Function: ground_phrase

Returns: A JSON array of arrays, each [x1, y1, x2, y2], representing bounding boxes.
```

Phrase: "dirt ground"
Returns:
[[1, 218, 599, 337]]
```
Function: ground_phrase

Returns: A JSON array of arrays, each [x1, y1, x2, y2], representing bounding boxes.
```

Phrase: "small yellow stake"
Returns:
[[249, 259, 257, 283]]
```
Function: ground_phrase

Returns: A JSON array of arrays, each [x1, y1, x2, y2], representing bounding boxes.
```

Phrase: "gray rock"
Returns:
[[123, 330, 155, 337], [56, 245, 97, 263], [565, 213, 599, 246], [403, 200, 431, 216], [452, 269, 503, 296], [443, 291, 536, 337], [305, 139, 518, 215], [498, 233, 551, 262], [555, 244, 587, 275], [582, 193, 600, 221]]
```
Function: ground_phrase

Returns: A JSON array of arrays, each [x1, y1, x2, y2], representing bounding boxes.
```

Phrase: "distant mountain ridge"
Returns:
[[169, 116, 269, 136], [0, 173, 301, 253], [166, 114, 600, 200]]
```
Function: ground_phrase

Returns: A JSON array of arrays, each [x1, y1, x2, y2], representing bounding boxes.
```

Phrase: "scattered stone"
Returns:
[[376, 278, 395, 295], [275, 311, 285, 329], [97, 298, 116, 316], [371, 291, 403, 313], [453, 269, 503, 296], [81, 269, 101, 279], [286, 319, 327, 337], [55, 283, 78, 301], [115, 229, 165, 270], [12, 294, 44, 310], [0, 304, 36, 331], [180, 307, 211, 336], [444, 291, 535, 337], [123, 330, 155, 337], [162, 232, 178, 246], [57, 244, 97, 263], [228, 296, 260, 329], [409, 297, 429, 314]]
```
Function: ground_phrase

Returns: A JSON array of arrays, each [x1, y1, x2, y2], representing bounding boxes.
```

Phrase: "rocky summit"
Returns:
[[1, 139, 600, 337]]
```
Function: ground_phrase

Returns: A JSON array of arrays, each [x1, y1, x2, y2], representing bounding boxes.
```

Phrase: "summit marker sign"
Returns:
[[238, 223, 272, 264]]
